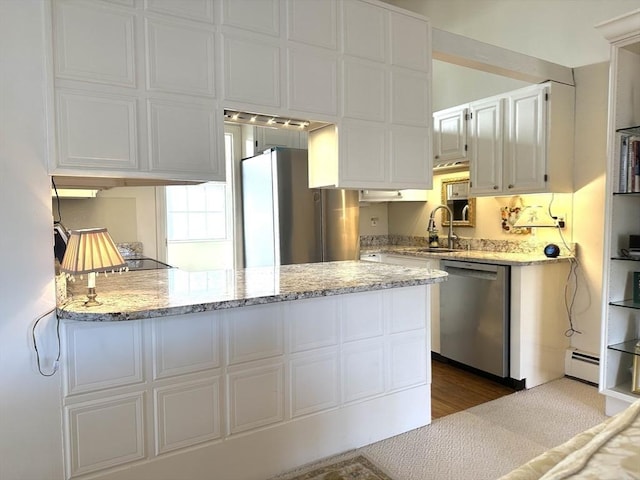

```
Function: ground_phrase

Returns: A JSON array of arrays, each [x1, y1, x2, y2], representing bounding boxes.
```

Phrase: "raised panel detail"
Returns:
[[54, 0, 135, 86], [290, 351, 339, 417], [341, 119, 386, 184], [154, 378, 221, 454], [386, 286, 427, 333], [223, 34, 280, 107], [287, 47, 337, 116], [343, 59, 385, 122], [286, 0, 337, 49], [146, 18, 215, 96], [390, 68, 429, 126], [388, 332, 427, 391], [343, 0, 385, 62], [389, 125, 430, 186], [228, 363, 284, 434], [342, 290, 384, 342], [63, 320, 143, 396], [221, 0, 279, 36], [65, 393, 145, 477], [342, 339, 384, 402], [147, 99, 219, 175], [152, 313, 220, 379], [226, 303, 284, 365], [289, 298, 339, 353], [389, 12, 429, 71], [56, 90, 138, 170], [144, 0, 214, 24]]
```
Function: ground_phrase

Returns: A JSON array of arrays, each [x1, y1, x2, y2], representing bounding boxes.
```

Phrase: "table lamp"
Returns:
[[59, 228, 126, 306]]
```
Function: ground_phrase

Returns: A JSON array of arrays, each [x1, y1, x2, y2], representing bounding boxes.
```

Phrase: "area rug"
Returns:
[[283, 455, 393, 480]]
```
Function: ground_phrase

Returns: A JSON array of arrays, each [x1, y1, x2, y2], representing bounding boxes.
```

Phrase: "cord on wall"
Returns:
[[31, 308, 61, 376], [547, 194, 581, 337]]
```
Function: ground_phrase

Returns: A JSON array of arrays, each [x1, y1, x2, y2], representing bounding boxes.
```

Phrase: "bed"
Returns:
[[499, 398, 640, 480]]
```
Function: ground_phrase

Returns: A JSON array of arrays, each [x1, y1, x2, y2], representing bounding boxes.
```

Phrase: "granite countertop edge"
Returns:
[[360, 246, 574, 266], [57, 261, 447, 322]]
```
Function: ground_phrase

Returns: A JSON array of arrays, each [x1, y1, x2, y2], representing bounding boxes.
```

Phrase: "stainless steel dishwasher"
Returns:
[[439, 260, 510, 378]]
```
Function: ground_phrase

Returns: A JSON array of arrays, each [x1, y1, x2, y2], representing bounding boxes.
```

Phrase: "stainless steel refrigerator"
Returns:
[[241, 147, 359, 267]]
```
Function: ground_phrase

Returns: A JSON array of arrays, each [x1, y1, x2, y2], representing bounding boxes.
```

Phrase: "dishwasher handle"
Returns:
[[442, 260, 500, 281]]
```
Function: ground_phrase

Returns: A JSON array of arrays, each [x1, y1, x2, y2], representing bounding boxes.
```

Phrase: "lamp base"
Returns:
[[84, 288, 102, 307]]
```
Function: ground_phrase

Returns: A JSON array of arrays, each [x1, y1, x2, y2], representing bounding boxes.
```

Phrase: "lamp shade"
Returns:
[[60, 228, 126, 275], [512, 205, 557, 228]]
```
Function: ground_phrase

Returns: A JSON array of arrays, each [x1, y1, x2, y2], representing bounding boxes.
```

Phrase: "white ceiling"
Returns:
[[383, 0, 640, 68]]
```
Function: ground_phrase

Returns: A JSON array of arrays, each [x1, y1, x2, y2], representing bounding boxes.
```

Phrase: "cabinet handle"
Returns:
[[508, 184, 514, 189], [493, 185, 499, 190]]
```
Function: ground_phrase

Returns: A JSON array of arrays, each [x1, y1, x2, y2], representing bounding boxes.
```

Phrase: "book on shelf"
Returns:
[[634, 272, 640, 304], [618, 132, 640, 193]]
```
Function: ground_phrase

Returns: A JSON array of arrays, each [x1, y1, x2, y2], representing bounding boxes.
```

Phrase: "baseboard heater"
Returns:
[[565, 348, 600, 385]]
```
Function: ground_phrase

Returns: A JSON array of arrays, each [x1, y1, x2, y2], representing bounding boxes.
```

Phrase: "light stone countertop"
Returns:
[[360, 246, 574, 266], [57, 260, 447, 322]]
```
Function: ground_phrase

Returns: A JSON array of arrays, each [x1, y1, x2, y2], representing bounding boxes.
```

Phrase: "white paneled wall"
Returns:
[[60, 286, 430, 479]]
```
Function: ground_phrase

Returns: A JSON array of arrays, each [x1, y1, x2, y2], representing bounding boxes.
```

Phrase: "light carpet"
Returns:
[[270, 378, 606, 480]]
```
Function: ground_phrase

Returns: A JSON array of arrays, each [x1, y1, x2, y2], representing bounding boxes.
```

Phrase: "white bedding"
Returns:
[[500, 398, 640, 480]]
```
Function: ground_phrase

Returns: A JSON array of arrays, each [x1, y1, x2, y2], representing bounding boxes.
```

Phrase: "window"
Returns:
[[166, 182, 227, 241], [163, 126, 239, 271]]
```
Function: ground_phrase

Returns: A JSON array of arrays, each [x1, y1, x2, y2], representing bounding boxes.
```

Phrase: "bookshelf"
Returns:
[[615, 125, 640, 193], [597, 9, 640, 415]]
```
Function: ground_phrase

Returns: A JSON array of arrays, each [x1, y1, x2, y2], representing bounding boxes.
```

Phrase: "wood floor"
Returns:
[[431, 358, 516, 419]]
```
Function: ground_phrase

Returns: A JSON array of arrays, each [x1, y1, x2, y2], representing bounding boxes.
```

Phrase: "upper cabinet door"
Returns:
[[343, 0, 386, 62], [342, 57, 386, 121], [504, 86, 548, 194], [469, 97, 503, 196], [145, 17, 216, 97], [390, 67, 429, 127], [220, 0, 279, 36], [286, 0, 338, 50], [287, 45, 338, 117], [433, 105, 468, 163], [145, 0, 215, 24], [222, 31, 281, 109], [53, 0, 136, 87], [389, 125, 431, 188], [389, 11, 430, 71]]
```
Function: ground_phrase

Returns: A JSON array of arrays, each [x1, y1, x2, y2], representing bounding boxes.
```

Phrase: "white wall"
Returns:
[[0, 2, 64, 478], [570, 62, 609, 354]]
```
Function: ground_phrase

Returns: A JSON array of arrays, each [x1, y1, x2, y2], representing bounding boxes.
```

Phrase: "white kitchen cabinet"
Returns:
[[286, 44, 338, 117], [309, 2, 432, 190], [433, 104, 468, 165], [221, 30, 281, 110], [503, 85, 548, 194], [597, 9, 640, 415], [469, 96, 503, 195], [221, 0, 339, 119], [220, 0, 279, 36], [50, 0, 224, 182], [469, 82, 574, 197], [343, 0, 386, 62]]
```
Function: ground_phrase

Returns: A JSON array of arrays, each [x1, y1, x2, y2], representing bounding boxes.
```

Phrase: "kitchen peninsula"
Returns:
[[56, 261, 445, 480]]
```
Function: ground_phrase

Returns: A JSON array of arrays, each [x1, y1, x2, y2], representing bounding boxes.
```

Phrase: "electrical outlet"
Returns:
[[370, 217, 378, 227]]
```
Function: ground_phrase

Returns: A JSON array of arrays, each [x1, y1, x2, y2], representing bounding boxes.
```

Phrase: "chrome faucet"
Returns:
[[428, 204, 456, 249]]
